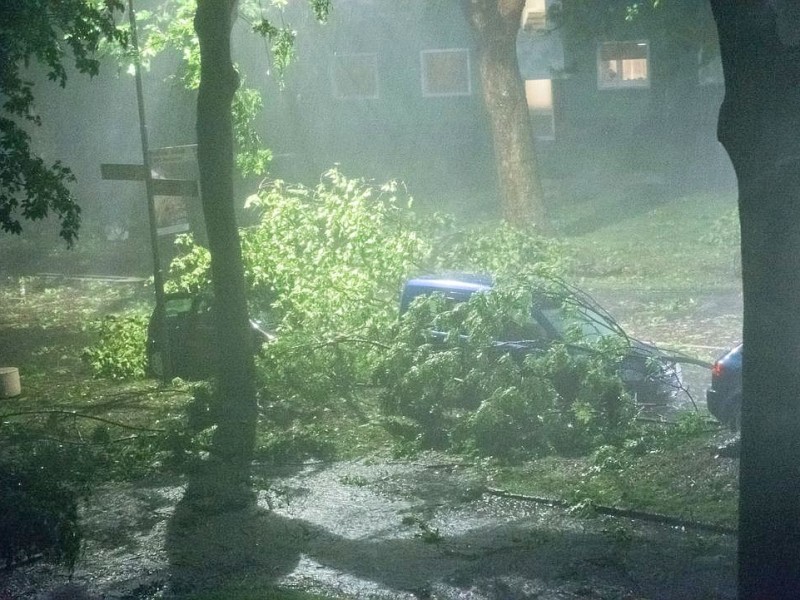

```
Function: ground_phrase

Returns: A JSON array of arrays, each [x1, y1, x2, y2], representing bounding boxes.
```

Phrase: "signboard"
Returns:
[[100, 145, 202, 238], [100, 163, 147, 181], [99, 164, 198, 197], [154, 196, 190, 236], [100, 145, 204, 293], [148, 145, 204, 241]]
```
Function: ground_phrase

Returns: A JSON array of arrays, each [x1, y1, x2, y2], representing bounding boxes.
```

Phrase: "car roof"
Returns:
[[404, 273, 494, 291], [400, 273, 493, 314]]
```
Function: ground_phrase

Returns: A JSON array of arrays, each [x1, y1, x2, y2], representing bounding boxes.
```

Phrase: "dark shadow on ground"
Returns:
[[164, 462, 737, 600]]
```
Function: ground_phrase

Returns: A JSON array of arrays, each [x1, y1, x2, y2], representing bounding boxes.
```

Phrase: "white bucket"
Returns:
[[0, 367, 21, 398]]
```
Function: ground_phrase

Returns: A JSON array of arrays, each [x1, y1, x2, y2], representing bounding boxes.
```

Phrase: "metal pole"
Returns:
[[127, 0, 172, 379], [127, 0, 165, 308]]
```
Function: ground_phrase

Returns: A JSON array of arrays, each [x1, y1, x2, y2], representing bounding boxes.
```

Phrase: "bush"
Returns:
[[82, 314, 148, 380]]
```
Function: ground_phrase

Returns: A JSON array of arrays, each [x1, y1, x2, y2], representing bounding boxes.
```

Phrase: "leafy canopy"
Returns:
[[133, 0, 331, 177], [168, 169, 435, 337], [0, 0, 126, 245]]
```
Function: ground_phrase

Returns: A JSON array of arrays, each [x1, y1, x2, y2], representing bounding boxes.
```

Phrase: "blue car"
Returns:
[[706, 344, 742, 430], [400, 274, 684, 405]]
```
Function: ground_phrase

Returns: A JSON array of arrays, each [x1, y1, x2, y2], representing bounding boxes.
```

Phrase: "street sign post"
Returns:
[[100, 164, 198, 198], [100, 0, 204, 379]]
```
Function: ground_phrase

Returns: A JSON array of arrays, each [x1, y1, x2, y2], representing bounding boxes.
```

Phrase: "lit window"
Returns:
[[521, 0, 547, 31], [597, 41, 650, 89], [332, 53, 378, 99], [421, 49, 471, 97], [525, 79, 555, 140]]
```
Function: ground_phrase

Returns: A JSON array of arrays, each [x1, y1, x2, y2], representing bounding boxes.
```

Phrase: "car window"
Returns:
[[499, 319, 548, 341], [536, 306, 618, 341]]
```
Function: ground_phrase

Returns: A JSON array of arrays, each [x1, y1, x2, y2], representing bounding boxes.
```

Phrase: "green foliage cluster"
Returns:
[[134, 0, 332, 179], [245, 172, 433, 336], [135, 0, 271, 176], [0, 0, 126, 245], [248, 0, 331, 81], [170, 169, 434, 338], [376, 284, 638, 459], [82, 314, 149, 380]]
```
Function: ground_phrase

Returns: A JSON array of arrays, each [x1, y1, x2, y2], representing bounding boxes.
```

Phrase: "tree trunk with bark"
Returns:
[[192, 0, 258, 509], [710, 2, 800, 597], [464, 0, 549, 230]]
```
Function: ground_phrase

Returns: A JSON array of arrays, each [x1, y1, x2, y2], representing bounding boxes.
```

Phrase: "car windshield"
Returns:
[[537, 305, 619, 342]]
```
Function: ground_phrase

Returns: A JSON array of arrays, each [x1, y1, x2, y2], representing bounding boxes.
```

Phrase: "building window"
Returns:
[[521, 0, 547, 31], [332, 52, 379, 99], [421, 49, 471, 97], [597, 41, 650, 89], [525, 79, 555, 140]]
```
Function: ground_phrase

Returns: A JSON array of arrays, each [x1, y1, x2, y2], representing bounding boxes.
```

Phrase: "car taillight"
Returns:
[[711, 361, 724, 379]]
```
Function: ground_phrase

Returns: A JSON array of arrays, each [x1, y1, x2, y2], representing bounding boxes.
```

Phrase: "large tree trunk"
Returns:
[[710, 2, 800, 597], [192, 0, 258, 508], [464, 0, 549, 230]]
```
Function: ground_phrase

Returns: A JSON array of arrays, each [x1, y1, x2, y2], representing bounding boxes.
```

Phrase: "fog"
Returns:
[[0, 5, 748, 597], [6, 0, 735, 271]]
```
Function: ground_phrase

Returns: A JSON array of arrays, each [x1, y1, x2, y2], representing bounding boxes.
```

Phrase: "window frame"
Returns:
[[596, 40, 651, 90], [521, 0, 548, 32], [420, 48, 472, 98]]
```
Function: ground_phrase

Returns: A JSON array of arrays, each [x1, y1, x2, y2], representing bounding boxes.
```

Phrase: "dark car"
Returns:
[[146, 292, 274, 380], [400, 274, 684, 405], [706, 344, 742, 430]]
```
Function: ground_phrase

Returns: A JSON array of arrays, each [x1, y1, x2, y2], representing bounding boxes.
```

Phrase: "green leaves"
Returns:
[[1, 0, 126, 244], [0, 118, 82, 244], [232, 85, 272, 176], [82, 314, 148, 380], [377, 283, 637, 459], [236, 169, 431, 338], [431, 221, 566, 281], [309, 0, 332, 22], [252, 17, 297, 80]]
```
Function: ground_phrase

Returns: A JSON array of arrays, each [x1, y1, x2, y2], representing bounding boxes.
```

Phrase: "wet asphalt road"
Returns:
[[2, 455, 736, 600]]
